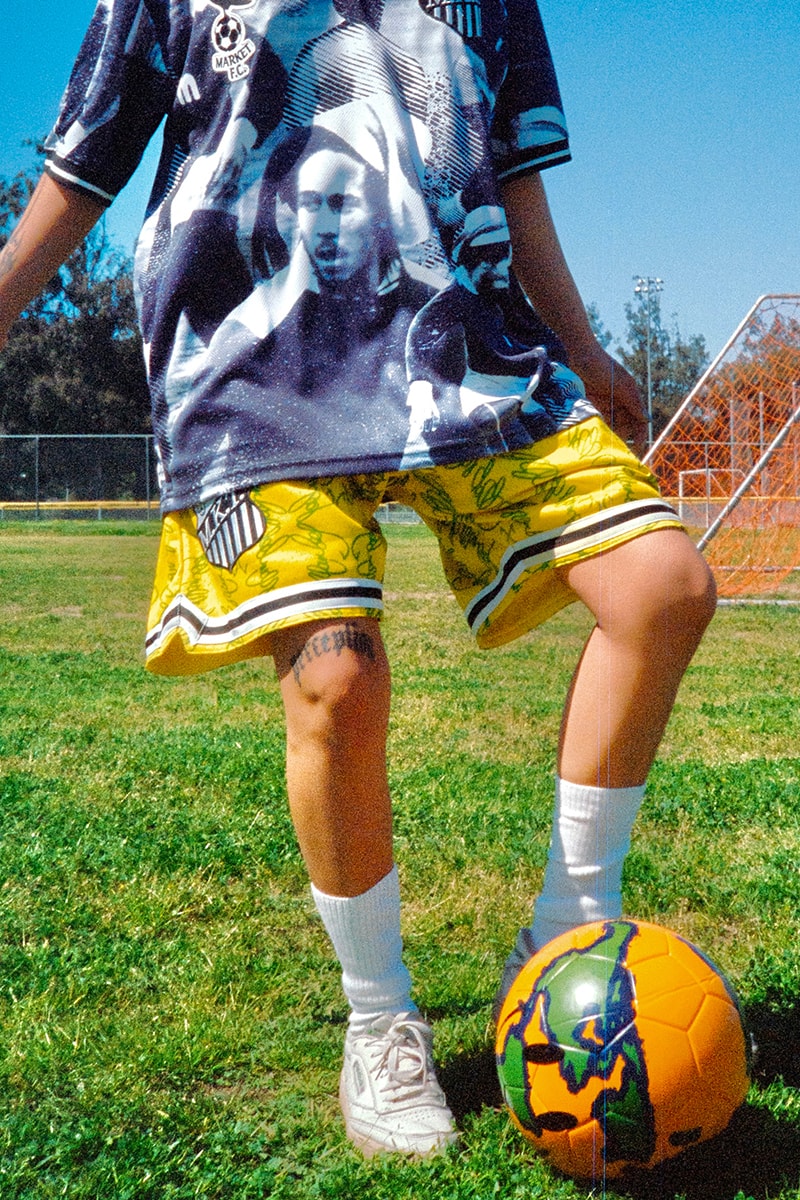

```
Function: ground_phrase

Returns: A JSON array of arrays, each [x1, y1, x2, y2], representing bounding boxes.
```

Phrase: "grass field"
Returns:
[[1, 521, 799, 1199]]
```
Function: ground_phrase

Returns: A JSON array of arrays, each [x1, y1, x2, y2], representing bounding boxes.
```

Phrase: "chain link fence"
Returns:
[[0, 435, 159, 519], [0, 435, 422, 524]]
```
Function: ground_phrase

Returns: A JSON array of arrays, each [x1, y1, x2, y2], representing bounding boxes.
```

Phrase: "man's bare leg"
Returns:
[[499, 528, 716, 991], [558, 527, 717, 788], [272, 617, 456, 1156], [273, 617, 393, 897]]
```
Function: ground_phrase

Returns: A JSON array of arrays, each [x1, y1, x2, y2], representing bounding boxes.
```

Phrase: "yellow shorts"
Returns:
[[145, 418, 682, 676]]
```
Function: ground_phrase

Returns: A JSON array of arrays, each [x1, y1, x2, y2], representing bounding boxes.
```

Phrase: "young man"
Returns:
[[0, 0, 715, 1160]]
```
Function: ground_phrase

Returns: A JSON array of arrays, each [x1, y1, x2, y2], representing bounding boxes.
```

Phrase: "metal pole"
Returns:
[[645, 302, 652, 446], [793, 383, 799, 516], [145, 435, 151, 518], [633, 276, 663, 448]]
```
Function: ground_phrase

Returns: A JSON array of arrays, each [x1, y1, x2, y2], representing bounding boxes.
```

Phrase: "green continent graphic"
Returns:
[[500, 921, 657, 1166]]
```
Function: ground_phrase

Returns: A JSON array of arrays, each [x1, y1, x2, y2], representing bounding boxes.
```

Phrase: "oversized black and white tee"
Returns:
[[45, 0, 599, 513]]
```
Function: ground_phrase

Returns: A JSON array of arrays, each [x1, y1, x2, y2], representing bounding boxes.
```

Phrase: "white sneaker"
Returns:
[[339, 1011, 458, 1158]]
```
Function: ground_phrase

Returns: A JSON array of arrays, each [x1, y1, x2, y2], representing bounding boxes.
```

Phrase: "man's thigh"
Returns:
[[394, 417, 684, 648], [145, 476, 391, 676]]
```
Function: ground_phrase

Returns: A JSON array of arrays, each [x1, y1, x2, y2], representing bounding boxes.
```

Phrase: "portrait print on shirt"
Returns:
[[46, 0, 595, 511]]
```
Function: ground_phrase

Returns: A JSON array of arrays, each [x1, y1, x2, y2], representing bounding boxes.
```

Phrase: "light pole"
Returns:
[[633, 275, 663, 447]]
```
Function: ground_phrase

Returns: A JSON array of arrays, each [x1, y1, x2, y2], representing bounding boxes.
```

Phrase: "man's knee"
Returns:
[[656, 532, 717, 635], [629, 533, 717, 659], [274, 618, 390, 733], [565, 527, 717, 641]]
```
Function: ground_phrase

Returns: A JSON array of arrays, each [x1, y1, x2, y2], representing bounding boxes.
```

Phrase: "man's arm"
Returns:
[[0, 173, 106, 351], [501, 171, 646, 452]]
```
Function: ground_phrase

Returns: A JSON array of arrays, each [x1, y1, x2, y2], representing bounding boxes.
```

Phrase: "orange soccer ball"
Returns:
[[495, 920, 751, 1181]]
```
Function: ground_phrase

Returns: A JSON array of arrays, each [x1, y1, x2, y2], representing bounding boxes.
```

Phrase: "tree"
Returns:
[[0, 167, 150, 438], [586, 302, 613, 350], [0, 165, 153, 501], [618, 292, 708, 439]]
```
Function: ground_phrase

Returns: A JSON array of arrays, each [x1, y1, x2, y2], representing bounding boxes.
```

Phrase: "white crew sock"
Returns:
[[530, 775, 646, 949], [494, 777, 646, 1018], [311, 865, 415, 1032]]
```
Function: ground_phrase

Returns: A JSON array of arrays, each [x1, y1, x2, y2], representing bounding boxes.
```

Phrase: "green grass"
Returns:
[[1, 522, 799, 1198]]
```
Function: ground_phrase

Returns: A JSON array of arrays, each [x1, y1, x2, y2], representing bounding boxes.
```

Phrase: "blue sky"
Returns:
[[1, 0, 798, 357]]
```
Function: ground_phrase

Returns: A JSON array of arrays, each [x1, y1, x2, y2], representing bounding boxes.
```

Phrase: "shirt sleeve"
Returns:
[[491, 0, 571, 182], [44, 0, 172, 207]]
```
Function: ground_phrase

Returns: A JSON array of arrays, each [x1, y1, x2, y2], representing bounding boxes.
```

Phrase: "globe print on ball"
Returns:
[[495, 919, 751, 1180]]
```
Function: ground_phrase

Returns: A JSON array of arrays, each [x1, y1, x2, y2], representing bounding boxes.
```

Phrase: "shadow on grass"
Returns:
[[437, 1003, 800, 1199], [616, 1103, 800, 1200], [748, 1001, 800, 1089], [439, 1046, 503, 1121]]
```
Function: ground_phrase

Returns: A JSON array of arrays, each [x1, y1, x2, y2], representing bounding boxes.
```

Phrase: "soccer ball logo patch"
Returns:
[[210, 7, 256, 80], [213, 12, 244, 54]]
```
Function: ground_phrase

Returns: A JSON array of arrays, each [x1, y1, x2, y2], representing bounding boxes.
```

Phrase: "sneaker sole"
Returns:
[[338, 1074, 459, 1159]]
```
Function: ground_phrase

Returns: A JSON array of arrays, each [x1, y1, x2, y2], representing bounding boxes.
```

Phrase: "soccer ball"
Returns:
[[213, 13, 244, 53], [495, 919, 751, 1181]]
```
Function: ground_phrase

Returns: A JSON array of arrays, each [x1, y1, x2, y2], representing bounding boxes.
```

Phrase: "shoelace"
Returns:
[[374, 1019, 432, 1097]]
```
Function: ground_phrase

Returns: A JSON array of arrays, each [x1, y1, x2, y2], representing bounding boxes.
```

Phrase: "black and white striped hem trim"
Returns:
[[464, 499, 679, 634], [146, 578, 384, 658]]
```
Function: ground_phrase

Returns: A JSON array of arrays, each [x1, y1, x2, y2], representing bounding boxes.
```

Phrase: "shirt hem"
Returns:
[[158, 438, 515, 514]]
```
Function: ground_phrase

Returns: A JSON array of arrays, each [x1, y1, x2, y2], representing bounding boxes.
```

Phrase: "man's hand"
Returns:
[[500, 172, 648, 457], [406, 378, 440, 441], [569, 341, 647, 455]]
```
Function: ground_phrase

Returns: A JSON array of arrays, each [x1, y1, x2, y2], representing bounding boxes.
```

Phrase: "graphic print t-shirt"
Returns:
[[45, 0, 598, 512]]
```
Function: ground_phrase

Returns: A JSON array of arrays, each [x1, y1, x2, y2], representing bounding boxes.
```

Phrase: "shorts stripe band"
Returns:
[[464, 498, 678, 633], [145, 577, 383, 658]]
